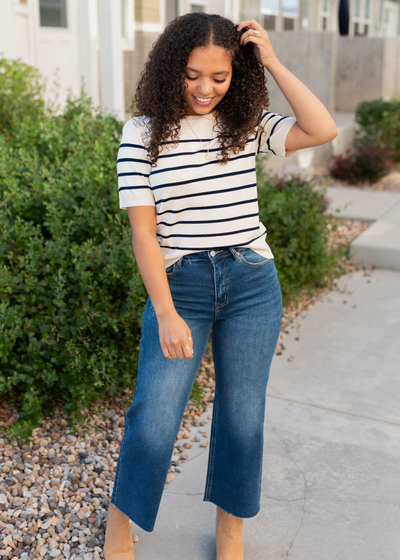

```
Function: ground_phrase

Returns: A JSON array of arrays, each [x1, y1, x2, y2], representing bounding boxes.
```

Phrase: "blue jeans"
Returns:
[[111, 247, 283, 532]]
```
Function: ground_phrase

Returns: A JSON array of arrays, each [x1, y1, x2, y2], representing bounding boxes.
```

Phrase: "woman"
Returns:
[[104, 12, 337, 560]]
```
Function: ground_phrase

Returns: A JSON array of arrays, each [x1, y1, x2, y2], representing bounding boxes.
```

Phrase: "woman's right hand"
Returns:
[[157, 310, 194, 360]]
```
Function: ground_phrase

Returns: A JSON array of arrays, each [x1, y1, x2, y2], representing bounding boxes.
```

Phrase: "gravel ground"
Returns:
[[311, 158, 400, 193], [0, 355, 215, 560], [0, 217, 375, 560]]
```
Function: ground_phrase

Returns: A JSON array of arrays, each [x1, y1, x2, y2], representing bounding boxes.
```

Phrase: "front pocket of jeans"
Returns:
[[238, 248, 272, 267], [166, 263, 176, 276], [165, 256, 184, 277]]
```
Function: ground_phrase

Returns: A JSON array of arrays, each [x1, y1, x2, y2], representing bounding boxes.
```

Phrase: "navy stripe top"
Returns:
[[117, 110, 297, 269]]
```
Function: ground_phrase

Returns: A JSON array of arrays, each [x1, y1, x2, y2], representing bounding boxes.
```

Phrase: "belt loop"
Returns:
[[229, 247, 241, 260]]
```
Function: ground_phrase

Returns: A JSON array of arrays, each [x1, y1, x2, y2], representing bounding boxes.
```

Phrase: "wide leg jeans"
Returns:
[[111, 247, 283, 532]]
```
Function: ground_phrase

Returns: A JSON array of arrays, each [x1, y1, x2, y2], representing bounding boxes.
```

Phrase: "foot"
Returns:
[[104, 504, 135, 560], [215, 506, 244, 560]]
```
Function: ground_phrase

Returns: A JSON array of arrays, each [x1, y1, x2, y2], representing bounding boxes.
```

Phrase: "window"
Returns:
[[282, 0, 297, 14], [262, 0, 279, 30], [352, 0, 372, 36], [320, 0, 329, 30], [354, 21, 369, 34], [262, 0, 279, 29], [263, 14, 277, 29], [282, 0, 298, 28], [178, 0, 209, 15], [284, 17, 295, 28], [39, 0, 67, 28], [262, 0, 279, 9], [261, 0, 298, 31], [189, 1, 207, 11]]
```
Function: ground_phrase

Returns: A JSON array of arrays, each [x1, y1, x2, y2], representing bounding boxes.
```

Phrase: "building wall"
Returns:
[[135, 0, 160, 22], [2, 0, 400, 124], [0, 0, 36, 66], [382, 36, 400, 99], [262, 31, 337, 116], [123, 30, 160, 113], [0, 0, 99, 110], [123, 0, 164, 116], [335, 36, 400, 111]]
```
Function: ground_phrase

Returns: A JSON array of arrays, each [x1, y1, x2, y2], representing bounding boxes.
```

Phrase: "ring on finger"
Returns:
[[253, 29, 259, 35]]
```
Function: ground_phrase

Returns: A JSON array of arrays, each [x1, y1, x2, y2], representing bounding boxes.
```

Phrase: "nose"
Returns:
[[196, 78, 214, 97]]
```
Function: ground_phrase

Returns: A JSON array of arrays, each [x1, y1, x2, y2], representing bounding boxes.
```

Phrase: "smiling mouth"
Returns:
[[193, 96, 214, 104]]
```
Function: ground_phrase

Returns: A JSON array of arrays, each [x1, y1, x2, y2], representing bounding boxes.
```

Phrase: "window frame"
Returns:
[[121, 0, 135, 51], [380, 0, 400, 36], [12, 0, 29, 16], [319, 0, 330, 30], [351, 0, 372, 36]]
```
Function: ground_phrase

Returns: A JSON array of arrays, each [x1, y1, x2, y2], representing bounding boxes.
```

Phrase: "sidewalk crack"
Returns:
[[270, 424, 307, 559], [261, 494, 304, 503]]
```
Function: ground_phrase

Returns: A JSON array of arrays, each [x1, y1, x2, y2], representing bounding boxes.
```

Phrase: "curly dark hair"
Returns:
[[132, 12, 270, 166]]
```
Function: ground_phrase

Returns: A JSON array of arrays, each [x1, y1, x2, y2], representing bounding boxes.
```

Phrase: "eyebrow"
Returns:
[[186, 67, 230, 75]]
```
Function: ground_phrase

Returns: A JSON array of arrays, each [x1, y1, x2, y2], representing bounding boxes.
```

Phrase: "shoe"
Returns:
[[104, 503, 135, 560]]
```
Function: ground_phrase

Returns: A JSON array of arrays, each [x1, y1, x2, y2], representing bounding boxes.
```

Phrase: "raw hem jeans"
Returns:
[[111, 247, 283, 532]]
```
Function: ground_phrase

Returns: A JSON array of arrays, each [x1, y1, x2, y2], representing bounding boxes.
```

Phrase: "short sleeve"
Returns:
[[256, 111, 297, 159], [117, 119, 155, 209]]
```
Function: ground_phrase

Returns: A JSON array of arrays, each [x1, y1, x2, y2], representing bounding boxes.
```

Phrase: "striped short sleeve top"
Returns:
[[117, 110, 297, 270]]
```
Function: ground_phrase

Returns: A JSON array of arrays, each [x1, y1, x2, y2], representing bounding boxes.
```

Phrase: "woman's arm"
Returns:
[[237, 19, 338, 153], [263, 60, 338, 151], [127, 206, 194, 360], [132, 233, 175, 318]]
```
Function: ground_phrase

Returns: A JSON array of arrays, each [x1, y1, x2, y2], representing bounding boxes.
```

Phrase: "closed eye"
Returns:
[[185, 75, 226, 84]]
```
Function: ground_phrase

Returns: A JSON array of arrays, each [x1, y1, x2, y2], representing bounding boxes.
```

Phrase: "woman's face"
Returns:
[[183, 45, 233, 115]]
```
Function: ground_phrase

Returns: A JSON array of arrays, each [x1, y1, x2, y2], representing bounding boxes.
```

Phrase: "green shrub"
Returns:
[[355, 97, 400, 161], [0, 59, 147, 438], [380, 108, 400, 161], [0, 58, 46, 142], [256, 164, 340, 305], [0, 59, 343, 437]]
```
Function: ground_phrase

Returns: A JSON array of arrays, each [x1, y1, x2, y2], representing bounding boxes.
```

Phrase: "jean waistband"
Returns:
[[183, 247, 241, 261]]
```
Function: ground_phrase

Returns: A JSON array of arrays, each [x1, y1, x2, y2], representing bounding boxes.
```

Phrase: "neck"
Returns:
[[185, 108, 215, 116], [185, 111, 216, 120]]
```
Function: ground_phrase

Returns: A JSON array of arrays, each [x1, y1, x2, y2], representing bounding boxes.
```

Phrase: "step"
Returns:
[[351, 200, 400, 271], [323, 187, 400, 221]]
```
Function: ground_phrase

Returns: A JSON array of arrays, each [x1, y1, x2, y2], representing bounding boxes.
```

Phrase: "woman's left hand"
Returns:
[[236, 19, 279, 68]]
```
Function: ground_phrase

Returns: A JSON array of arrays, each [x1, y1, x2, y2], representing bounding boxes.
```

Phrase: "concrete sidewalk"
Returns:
[[323, 186, 400, 221], [129, 268, 400, 559], [322, 186, 400, 271]]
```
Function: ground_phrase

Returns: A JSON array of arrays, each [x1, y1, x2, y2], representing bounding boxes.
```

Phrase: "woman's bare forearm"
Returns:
[[131, 231, 176, 319], [265, 59, 337, 140]]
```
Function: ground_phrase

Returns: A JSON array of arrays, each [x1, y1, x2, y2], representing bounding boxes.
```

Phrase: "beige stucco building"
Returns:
[[1, 0, 400, 122]]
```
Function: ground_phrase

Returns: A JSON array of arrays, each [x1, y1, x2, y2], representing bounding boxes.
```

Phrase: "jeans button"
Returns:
[[210, 250, 216, 257]]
